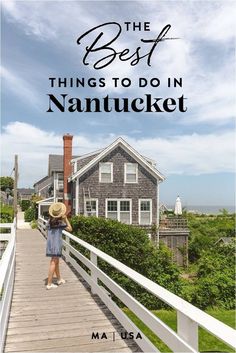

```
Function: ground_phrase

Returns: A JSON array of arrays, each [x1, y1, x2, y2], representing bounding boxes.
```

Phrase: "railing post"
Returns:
[[177, 311, 198, 351], [90, 251, 98, 294]]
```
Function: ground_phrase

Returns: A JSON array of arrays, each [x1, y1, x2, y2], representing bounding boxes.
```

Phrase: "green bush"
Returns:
[[24, 207, 36, 222], [0, 177, 14, 191], [187, 213, 235, 262], [21, 200, 31, 211], [192, 244, 235, 309], [30, 220, 38, 229], [71, 216, 182, 309], [0, 203, 14, 223]]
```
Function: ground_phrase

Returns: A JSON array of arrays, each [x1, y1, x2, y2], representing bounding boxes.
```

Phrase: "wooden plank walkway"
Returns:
[[4, 229, 141, 353]]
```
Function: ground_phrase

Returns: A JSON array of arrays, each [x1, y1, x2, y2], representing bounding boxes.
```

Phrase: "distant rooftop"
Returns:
[[17, 188, 34, 195]]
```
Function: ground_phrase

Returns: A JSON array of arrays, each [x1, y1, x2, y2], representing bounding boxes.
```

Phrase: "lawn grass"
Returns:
[[123, 308, 235, 352]]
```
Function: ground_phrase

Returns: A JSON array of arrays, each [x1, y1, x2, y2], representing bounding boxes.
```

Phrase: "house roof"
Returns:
[[69, 137, 165, 182], [214, 237, 234, 245], [71, 148, 105, 162], [48, 155, 63, 175], [33, 175, 50, 187], [160, 203, 172, 212], [48, 154, 78, 175], [17, 188, 34, 195]]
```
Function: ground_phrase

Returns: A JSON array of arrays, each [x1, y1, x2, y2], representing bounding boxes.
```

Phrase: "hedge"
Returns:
[[21, 200, 31, 211], [70, 216, 182, 309], [24, 207, 36, 222], [0, 203, 14, 223]]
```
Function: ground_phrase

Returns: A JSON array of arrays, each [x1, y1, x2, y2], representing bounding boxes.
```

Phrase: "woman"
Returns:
[[46, 202, 72, 290]]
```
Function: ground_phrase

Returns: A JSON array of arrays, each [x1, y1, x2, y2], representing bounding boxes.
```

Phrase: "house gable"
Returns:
[[79, 146, 157, 185], [77, 145, 159, 224], [69, 137, 165, 182]]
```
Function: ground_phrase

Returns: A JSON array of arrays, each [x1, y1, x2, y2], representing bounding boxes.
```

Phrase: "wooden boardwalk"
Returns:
[[4, 229, 141, 353]]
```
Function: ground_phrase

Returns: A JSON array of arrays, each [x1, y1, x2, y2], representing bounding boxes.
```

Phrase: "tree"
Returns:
[[0, 177, 14, 191]]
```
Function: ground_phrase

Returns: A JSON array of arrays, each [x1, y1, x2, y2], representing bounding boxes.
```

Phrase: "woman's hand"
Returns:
[[62, 215, 72, 232]]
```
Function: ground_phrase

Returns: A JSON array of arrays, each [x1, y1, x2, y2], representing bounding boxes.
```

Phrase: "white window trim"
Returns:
[[124, 163, 138, 183], [75, 178, 79, 215], [138, 199, 152, 225], [99, 162, 113, 183], [84, 198, 98, 217], [105, 198, 132, 224], [73, 162, 77, 174], [56, 172, 64, 190]]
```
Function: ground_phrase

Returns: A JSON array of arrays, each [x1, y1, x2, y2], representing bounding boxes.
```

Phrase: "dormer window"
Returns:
[[124, 163, 138, 183], [99, 162, 113, 183]]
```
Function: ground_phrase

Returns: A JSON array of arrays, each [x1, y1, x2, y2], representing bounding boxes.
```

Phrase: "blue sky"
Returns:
[[1, 0, 235, 207]]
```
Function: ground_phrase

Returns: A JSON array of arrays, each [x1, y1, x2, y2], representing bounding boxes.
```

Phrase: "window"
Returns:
[[120, 200, 131, 224], [84, 199, 98, 217], [139, 199, 152, 225], [106, 199, 132, 224], [57, 173, 64, 191], [99, 163, 113, 183], [124, 163, 138, 183], [107, 200, 118, 220]]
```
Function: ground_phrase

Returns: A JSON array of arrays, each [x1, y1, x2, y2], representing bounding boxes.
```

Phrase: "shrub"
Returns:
[[24, 207, 36, 222], [70, 216, 182, 309], [187, 213, 235, 262], [30, 220, 38, 229], [20, 200, 31, 211], [0, 177, 14, 191], [192, 244, 235, 310], [0, 203, 14, 223]]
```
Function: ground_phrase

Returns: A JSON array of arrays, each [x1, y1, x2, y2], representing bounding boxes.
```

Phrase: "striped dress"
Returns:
[[46, 221, 67, 257]]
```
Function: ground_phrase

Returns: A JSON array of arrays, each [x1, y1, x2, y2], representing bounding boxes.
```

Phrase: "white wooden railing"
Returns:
[[38, 217, 236, 353], [0, 219, 16, 353]]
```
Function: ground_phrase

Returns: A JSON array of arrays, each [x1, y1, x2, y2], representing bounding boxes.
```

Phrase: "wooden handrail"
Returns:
[[38, 217, 236, 352], [0, 218, 16, 353]]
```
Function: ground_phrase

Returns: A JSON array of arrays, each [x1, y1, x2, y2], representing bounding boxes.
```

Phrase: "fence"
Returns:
[[0, 219, 16, 353], [38, 217, 235, 352], [159, 217, 188, 229]]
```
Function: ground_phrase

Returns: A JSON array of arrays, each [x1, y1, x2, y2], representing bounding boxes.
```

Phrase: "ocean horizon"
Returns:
[[166, 205, 235, 214]]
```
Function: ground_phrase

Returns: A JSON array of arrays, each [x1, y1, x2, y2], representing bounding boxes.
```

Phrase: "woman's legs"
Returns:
[[47, 257, 57, 285], [54, 258, 61, 280]]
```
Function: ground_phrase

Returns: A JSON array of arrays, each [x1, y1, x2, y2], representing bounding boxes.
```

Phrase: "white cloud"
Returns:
[[2, 0, 235, 126], [1, 121, 234, 187], [126, 132, 235, 175], [1, 66, 41, 107], [2, 0, 96, 42]]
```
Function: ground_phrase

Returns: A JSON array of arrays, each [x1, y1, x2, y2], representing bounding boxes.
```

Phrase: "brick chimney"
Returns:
[[63, 134, 73, 214]]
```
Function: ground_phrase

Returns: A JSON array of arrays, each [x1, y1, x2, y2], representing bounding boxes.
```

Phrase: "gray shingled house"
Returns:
[[17, 188, 35, 201], [34, 135, 189, 265], [69, 137, 165, 229], [34, 155, 64, 200]]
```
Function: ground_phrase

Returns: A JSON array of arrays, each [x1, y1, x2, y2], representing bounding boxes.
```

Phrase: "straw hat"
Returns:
[[49, 202, 66, 218]]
